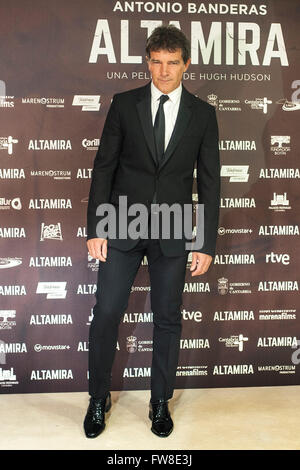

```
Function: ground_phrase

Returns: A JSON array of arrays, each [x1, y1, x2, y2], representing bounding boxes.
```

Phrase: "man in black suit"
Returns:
[[84, 25, 220, 438]]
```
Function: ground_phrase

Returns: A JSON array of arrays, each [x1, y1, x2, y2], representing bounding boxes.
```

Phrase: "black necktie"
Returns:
[[153, 94, 169, 165]]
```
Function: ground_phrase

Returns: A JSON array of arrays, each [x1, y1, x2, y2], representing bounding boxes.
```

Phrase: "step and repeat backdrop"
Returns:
[[0, 0, 299, 393]]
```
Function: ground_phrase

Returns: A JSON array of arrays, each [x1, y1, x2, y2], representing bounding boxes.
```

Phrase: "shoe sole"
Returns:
[[85, 425, 105, 439]]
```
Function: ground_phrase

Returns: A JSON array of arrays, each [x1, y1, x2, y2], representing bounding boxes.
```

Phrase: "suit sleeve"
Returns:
[[86, 95, 123, 241], [194, 106, 220, 257]]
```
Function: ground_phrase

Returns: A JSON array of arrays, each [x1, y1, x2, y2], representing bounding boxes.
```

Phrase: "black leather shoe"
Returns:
[[84, 392, 111, 438], [149, 399, 174, 437]]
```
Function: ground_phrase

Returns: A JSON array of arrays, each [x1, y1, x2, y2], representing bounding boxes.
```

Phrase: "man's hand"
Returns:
[[87, 238, 107, 262], [189, 252, 212, 276]]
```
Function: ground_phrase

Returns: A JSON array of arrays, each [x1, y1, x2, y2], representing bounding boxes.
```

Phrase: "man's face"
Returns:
[[146, 48, 191, 94]]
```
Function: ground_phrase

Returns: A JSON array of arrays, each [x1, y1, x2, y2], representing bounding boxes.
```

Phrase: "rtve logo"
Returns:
[[182, 309, 202, 322], [265, 252, 290, 265]]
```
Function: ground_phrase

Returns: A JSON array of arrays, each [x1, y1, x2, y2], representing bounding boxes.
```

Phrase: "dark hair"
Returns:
[[146, 25, 191, 64]]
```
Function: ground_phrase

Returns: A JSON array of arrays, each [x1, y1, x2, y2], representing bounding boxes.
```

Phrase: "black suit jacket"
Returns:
[[87, 81, 220, 257]]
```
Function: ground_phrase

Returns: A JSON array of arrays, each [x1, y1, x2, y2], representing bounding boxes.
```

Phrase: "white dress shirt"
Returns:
[[150, 81, 182, 151]]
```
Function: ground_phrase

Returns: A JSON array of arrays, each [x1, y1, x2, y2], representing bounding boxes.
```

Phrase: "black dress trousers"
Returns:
[[88, 214, 188, 401]]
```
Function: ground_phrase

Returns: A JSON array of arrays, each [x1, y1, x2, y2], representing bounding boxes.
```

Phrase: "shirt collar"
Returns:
[[151, 81, 182, 104]]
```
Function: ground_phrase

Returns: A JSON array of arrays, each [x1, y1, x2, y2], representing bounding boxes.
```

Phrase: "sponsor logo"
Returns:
[[34, 344, 70, 352], [269, 192, 291, 211], [276, 98, 300, 111], [0, 197, 22, 210], [87, 254, 99, 271], [176, 365, 208, 377], [270, 136, 290, 155], [0, 136, 18, 155], [258, 309, 296, 320], [127, 336, 137, 353], [221, 165, 249, 182], [219, 334, 249, 351], [82, 138, 100, 150], [130, 286, 151, 293], [0, 367, 19, 387], [0, 310, 16, 330], [218, 227, 253, 235], [218, 278, 229, 294], [126, 336, 153, 353], [40, 223, 63, 241], [36, 282, 67, 299], [30, 170, 71, 180], [0, 95, 14, 108], [182, 309, 202, 322], [207, 93, 242, 111], [257, 364, 296, 374], [21, 97, 64, 108], [265, 252, 290, 265], [0, 258, 22, 269], [72, 95, 101, 111], [217, 278, 252, 295], [245, 97, 272, 113]]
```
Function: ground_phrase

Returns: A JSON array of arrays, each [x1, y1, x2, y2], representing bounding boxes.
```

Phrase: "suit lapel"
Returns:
[[136, 82, 194, 170], [158, 85, 193, 172], [136, 83, 157, 166]]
